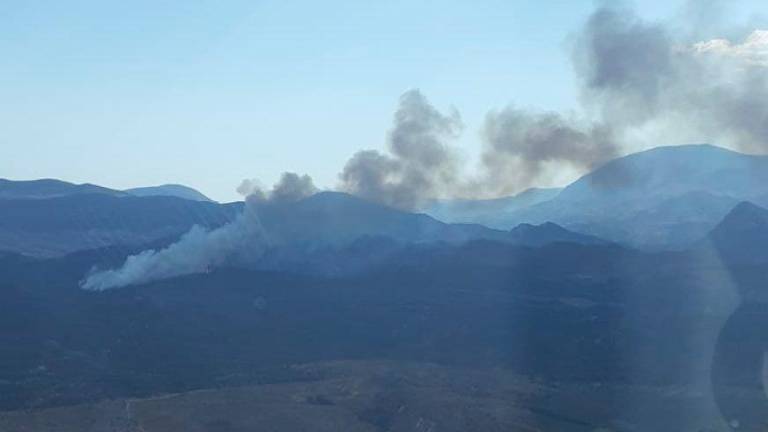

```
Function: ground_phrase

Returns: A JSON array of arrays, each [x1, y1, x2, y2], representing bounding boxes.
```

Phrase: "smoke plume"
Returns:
[[81, 173, 317, 290], [239, 172, 318, 203], [338, 3, 768, 209], [574, 3, 768, 153], [80, 2, 768, 289], [480, 110, 618, 196], [339, 90, 464, 210]]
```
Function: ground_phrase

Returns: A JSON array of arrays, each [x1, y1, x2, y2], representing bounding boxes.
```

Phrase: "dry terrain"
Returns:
[[0, 360, 731, 432]]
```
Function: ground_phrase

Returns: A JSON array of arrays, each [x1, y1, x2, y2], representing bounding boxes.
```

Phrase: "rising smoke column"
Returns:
[[339, 89, 464, 210], [81, 173, 317, 291], [339, 2, 768, 209]]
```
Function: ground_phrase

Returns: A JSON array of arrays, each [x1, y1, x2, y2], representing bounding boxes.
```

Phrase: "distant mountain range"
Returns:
[[0, 182, 599, 258], [0, 178, 214, 202], [253, 191, 602, 248], [0, 178, 127, 199], [0, 179, 223, 256], [425, 144, 768, 250], [0, 194, 236, 257], [3, 144, 768, 257], [239, 191, 608, 276]]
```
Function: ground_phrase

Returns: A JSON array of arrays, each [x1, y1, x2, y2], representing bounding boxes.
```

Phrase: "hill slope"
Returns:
[[254, 191, 602, 249], [424, 187, 561, 228], [0, 194, 237, 257], [0, 179, 125, 200], [498, 145, 768, 249], [125, 184, 213, 202], [708, 201, 768, 264]]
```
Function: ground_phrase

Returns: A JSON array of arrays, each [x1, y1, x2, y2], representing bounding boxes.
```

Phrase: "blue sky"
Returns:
[[2, 1, 766, 201]]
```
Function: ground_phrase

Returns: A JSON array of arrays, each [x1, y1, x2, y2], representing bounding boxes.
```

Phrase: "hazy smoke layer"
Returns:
[[81, 173, 317, 290], [338, 3, 768, 209]]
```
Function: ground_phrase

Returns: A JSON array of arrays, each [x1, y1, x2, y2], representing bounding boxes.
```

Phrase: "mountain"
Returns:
[[557, 144, 768, 204], [255, 144, 768, 253], [0, 185, 759, 431], [489, 144, 768, 249], [0, 194, 237, 257], [707, 201, 768, 264], [570, 190, 741, 249], [0, 179, 215, 202], [255, 191, 504, 247], [230, 193, 610, 277], [125, 184, 213, 202], [254, 191, 602, 250], [0, 188, 602, 259], [0, 178, 125, 199], [507, 221, 607, 247], [1, 166, 763, 430], [423, 187, 562, 229]]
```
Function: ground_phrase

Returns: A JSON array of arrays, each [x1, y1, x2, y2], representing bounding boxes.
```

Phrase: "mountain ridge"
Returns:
[[125, 184, 213, 202], [424, 187, 562, 228], [707, 200, 768, 264], [460, 144, 768, 249], [0, 178, 126, 200], [255, 191, 599, 249]]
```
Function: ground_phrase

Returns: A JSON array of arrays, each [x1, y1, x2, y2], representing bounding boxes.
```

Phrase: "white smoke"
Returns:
[[80, 173, 316, 291]]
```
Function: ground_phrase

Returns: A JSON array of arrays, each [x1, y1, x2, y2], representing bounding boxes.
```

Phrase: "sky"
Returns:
[[2, 0, 767, 201]]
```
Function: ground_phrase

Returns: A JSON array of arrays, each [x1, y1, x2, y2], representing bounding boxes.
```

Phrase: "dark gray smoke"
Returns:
[[480, 109, 618, 196], [339, 89, 463, 210], [239, 172, 318, 203], [574, 3, 768, 153], [338, 3, 768, 209], [271, 172, 318, 202], [338, 91, 620, 207], [339, 90, 620, 207], [574, 4, 675, 126]]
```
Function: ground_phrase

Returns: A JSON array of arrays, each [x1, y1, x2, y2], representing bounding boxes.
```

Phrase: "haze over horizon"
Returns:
[[3, 0, 768, 202]]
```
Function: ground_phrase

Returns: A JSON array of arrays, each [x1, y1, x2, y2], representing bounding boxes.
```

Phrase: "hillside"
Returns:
[[453, 145, 768, 249], [125, 184, 213, 202], [0, 179, 125, 200]]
